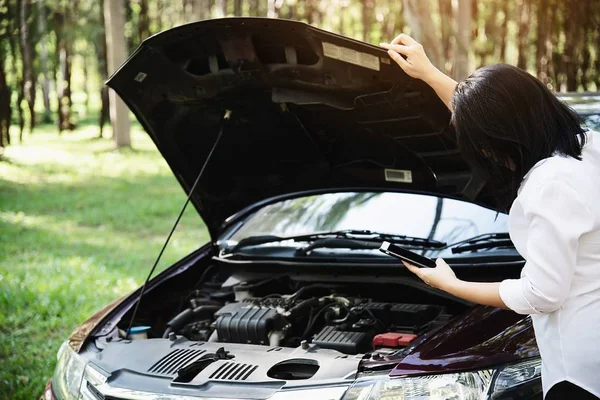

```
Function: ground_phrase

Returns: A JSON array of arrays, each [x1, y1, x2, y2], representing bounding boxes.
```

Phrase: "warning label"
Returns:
[[322, 42, 380, 71]]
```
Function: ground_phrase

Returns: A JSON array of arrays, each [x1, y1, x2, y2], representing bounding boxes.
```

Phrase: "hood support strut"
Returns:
[[125, 110, 232, 338]]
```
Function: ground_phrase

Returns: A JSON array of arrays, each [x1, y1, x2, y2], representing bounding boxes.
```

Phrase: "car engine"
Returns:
[[163, 280, 450, 355]]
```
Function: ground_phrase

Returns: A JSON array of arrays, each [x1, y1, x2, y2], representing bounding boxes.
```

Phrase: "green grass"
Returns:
[[0, 122, 208, 399]]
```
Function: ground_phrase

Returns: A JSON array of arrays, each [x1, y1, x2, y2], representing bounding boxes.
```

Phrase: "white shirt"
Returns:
[[499, 131, 600, 397]]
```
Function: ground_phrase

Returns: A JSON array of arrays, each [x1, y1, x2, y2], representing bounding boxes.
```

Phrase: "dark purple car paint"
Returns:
[[389, 306, 537, 375]]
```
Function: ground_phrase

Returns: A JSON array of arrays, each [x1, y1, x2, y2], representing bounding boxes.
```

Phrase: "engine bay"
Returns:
[[117, 267, 457, 358], [84, 263, 473, 393]]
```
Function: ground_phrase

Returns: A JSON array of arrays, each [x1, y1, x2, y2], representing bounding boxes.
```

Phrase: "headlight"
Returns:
[[342, 370, 493, 400], [52, 342, 86, 400], [491, 358, 542, 396], [341, 357, 541, 400]]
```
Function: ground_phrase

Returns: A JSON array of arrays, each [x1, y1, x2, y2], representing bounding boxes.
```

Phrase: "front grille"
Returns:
[[209, 361, 258, 381], [147, 348, 206, 376]]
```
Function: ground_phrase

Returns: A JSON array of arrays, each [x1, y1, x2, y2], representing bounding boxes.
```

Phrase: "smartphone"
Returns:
[[379, 241, 436, 268]]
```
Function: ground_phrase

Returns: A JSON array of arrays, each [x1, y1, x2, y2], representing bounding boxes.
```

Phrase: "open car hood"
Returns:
[[107, 17, 492, 237]]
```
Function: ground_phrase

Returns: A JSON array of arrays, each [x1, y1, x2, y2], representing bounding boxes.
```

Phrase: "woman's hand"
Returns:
[[403, 258, 509, 309], [402, 258, 458, 291], [380, 33, 458, 110], [380, 34, 438, 82]]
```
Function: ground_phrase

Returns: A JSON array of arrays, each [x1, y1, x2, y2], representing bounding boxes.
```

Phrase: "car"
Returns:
[[41, 17, 600, 400], [560, 92, 600, 130]]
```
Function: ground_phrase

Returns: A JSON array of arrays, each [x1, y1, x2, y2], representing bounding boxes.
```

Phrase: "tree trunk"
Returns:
[[563, 2, 578, 91], [283, 0, 296, 20], [0, 51, 11, 150], [535, 0, 550, 84], [156, 0, 163, 32], [402, 0, 444, 70], [215, 0, 227, 17], [192, 0, 210, 20], [8, 0, 25, 142], [438, 0, 453, 64], [96, 0, 109, 138], [579, 0, 593, 91], [361, 0, 374, 43], [454, 0, 472, 80], [138, 0, 150, 43], [19, 0, 36, 132], [305, 0, 322, 25], [249, 0, 259, 16], [267, 0, 279, 18], [499, 0, 509, 62], [57, 41, 74, 132], [517, 0, 530, 70], [595, 3, 600, 90], [82, 54, 90, 114], [104, 0, 131, 148], [233, 0, 242, 16], [37, 1, 52, 124], [54, 7, 75, 134], [544, 0, 557, 89], [473, 0, 497, 69], [382, 4, 400, 43]]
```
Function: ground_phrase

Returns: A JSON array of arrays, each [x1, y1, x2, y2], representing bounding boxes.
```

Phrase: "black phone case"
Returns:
[[379, 241, 436, 268]]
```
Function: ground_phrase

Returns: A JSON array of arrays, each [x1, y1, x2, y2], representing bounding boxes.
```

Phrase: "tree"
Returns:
[[54, 4, 76, 133], [215, 0, 227, 17], [361, 0, 374, 42], [516, 0, 530, 70], [0, 58, 10, 151], [0, 6, 11, 151], [37, 1, 53, 123], [234, 0, 242, 16], [19, 0, 36, 132], [192, 0, 211, 20], [498, 0, 510, 62], [454, 0, 472, 79], [438, 0, 453, 64], [7, 0, 25, 142], [138, 0, 151, 43], [104, 0, 131, 148], [402, 0, 444, 70], [96, 0, 110, 138]]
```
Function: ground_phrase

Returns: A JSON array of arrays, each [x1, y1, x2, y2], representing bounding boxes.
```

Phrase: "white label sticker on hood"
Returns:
[[322, 42, 380, 71], [385, 168, 413, 183]]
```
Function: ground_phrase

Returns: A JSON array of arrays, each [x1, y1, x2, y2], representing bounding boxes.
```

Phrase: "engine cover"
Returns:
[[312, 325, 372, 354], [214, 303, 288, 345]]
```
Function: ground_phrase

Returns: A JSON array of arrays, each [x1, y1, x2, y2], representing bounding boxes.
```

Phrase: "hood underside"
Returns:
[[107, 17, 491, 236]]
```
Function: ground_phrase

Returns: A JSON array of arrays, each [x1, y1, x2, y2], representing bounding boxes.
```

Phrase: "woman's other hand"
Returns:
[[403, 258, 509, 309], [402, 258, 458, 291], [380, 34, 438, 82]]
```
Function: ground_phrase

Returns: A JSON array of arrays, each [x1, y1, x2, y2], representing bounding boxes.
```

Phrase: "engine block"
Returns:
[[214, 302, 289, 345]]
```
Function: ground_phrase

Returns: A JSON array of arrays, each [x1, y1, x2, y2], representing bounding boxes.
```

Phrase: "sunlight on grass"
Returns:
[[0, 124, 209, 398]]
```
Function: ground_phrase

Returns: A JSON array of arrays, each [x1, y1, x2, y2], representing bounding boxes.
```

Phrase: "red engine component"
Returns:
[[372, 332, 417, 348]]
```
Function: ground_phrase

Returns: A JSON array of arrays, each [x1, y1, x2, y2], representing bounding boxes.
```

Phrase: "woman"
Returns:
[[380, 34, 600, 399]]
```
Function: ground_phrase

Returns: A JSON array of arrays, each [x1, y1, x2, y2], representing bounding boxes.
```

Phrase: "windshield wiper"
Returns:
[[450, 232, 514, 254], [228, 229, 446, 254]]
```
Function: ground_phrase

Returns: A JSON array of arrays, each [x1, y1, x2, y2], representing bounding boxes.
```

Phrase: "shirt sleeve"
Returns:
[[499, 180, 594, 315]]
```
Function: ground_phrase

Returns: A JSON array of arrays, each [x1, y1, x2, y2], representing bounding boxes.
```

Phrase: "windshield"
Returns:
[[227, 192, 509, 251], [583, 114, 600, 130]]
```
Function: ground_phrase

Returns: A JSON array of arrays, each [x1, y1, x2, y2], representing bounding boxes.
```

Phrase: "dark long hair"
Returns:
[[451, 63, 586, 210]]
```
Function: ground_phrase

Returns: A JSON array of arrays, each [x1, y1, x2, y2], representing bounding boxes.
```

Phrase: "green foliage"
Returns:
[[0, 122, 208, 399]]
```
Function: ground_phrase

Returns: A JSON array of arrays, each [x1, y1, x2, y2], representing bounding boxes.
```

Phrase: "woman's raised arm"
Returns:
[[380, 34, 458, 110]]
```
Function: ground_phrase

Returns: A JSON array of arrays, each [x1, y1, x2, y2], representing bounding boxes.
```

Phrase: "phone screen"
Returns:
[[379, 241, 436, 268]]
